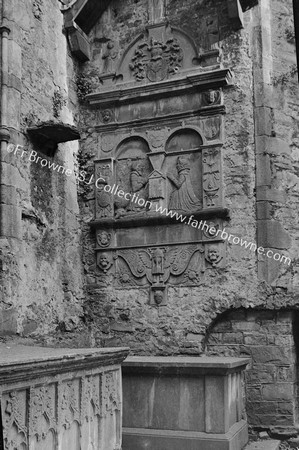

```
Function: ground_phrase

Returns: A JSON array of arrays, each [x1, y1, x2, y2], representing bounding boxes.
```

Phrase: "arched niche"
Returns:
[[117, 25, 202, 84], [165, 129, 203, 153], [163, 129, 203, 211], [116, 137, 150, 160]]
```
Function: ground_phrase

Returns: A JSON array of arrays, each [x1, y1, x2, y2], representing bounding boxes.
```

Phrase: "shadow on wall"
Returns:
[[204, 308, 299, 435]]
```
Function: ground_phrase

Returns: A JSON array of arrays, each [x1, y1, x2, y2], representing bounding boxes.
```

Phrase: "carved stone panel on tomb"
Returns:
[[3, 390, 28, 450], [58, 379, 81, 450], [81, 375, 102, 450], [102, 371, 121, 416], [29, 384, 57, 449]]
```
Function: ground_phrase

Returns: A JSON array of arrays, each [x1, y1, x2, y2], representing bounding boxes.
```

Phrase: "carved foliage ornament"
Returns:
[[129, 37, 183, 82]]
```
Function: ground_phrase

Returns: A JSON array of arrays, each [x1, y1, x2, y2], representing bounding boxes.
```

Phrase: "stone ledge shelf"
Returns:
[[0, 344, 129, 450], [27, 121, 80, 155], [86, 69, 233, 108], [89, 207, 230, 230], [122, 356, 250, 450]]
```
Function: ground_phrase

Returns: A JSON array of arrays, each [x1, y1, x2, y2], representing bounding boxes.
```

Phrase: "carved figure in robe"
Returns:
[[151, 248, 164, 278], [167, 156, 201, 212], [128, 160, 149, 211], [102, 41, 118, 73]]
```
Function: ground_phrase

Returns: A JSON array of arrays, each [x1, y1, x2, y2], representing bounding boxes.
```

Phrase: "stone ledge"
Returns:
[[244, 440, 280, 450], [122, 355, 250, 376], [0, 344, 129, 383], [90, 207, 230, 230], [86, 69, 233, 108], [123, 420, 248, 450]]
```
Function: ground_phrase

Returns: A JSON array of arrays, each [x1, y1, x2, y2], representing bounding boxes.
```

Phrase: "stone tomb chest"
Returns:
[[122, 356, 250, 450], [0, 344, 129, 450]]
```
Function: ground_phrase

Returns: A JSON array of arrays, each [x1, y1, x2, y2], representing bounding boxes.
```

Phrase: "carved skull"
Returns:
[[206, 245, 222, 267], [154, 290, 164, 305], [97, 252, 112, 273]]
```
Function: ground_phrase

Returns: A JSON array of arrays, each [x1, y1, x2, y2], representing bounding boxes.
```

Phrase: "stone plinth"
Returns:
[[0, 344, 129, 450], [122, 356, 250, 450]]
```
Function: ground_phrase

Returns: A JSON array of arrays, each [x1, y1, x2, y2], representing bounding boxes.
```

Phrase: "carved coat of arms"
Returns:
[[129, 37, 183, 82]]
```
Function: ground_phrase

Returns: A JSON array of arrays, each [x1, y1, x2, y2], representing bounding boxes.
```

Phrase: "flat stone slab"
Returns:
[[123, 355, 251, 375], [0, 344, 129, 383], [27, 121, 80, 144], [244, 440, 281, 450]]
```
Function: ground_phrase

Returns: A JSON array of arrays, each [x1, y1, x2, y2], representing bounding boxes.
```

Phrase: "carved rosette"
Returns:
[[102, 371, 121, 415], [202, 148, 221, 208]]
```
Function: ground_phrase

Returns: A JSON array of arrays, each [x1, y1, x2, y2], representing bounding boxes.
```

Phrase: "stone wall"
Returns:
[[0, 0, 85, 341], [206, 308, 299, 430]]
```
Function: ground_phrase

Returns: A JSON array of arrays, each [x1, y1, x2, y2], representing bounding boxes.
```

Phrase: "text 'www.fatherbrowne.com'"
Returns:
[[7, 144, 291, 266]]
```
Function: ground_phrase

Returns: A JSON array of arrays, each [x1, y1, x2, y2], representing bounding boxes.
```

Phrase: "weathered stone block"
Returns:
[[256, 187, 287, 203], [213, 321, 232, 332], [277, 402, 294, 415], [256, 201, 272, 219], [247, 401, 277, 416], [246, 387, 262, 402], [244, 333, 267, 345], [246, 365, 275, 384], [255, 107, 274, 137], [0, 307, 18, 335], [0, 185, 17, 206], [262, 383, 294, 401], [256, 153, 272, 187], [221, 332, 244, 344], [251, 346, 293, 365], [1, 204, 22, 239], [256, 136, 290, 156], [257, 220, 291, 249]]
